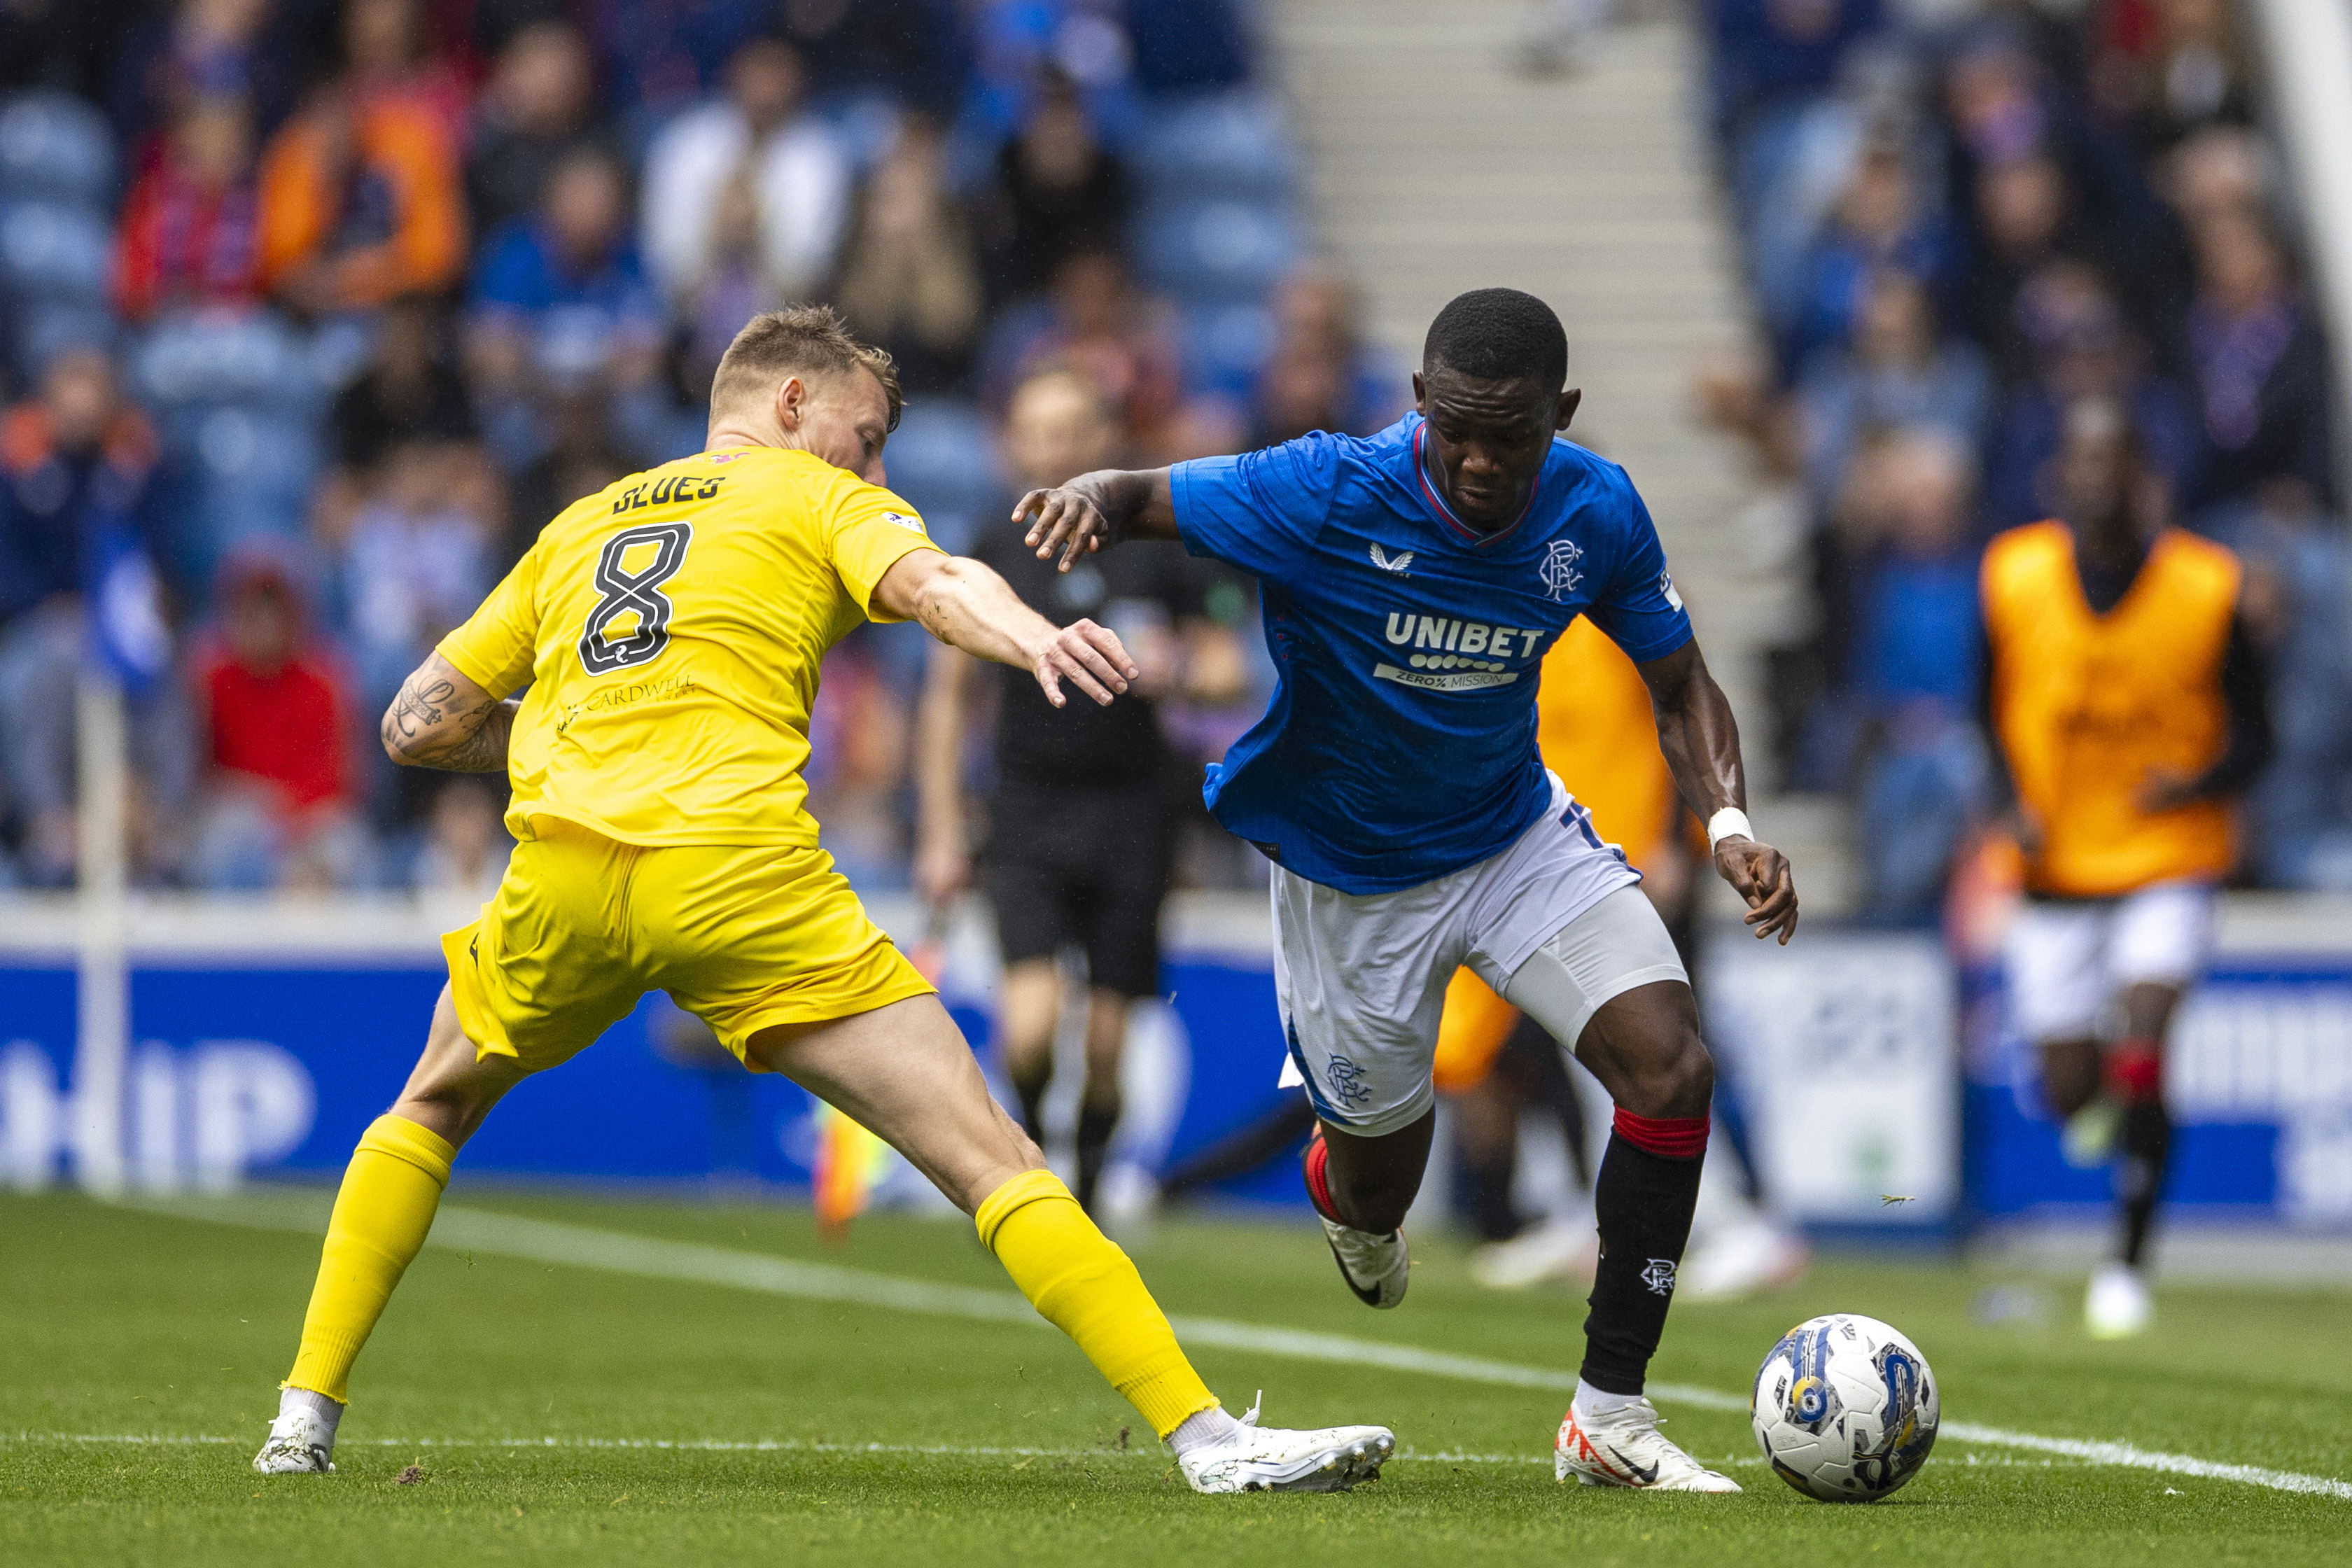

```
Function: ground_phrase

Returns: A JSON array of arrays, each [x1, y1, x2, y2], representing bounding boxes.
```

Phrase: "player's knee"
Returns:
[[1625, 1030, 1713, 1121]]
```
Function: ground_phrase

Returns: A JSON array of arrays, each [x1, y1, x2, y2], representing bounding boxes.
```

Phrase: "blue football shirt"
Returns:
[[1171, 412, 1693, 892]]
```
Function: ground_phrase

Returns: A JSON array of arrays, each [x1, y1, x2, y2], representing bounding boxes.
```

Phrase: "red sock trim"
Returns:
[[2107, 1042, 2164, 1105], [1612, 1107, 1710, 1160], [1302, 1130, 1343, 1223]]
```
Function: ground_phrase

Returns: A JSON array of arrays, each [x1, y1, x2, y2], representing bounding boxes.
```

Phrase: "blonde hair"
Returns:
[[710, 304, 902, 430]]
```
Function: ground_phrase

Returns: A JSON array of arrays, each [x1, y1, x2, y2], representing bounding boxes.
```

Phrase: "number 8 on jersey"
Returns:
[[580, 522, 693, 675]]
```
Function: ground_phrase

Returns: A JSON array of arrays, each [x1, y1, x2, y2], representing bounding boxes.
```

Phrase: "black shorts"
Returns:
[[983, 785, 1174, 999]]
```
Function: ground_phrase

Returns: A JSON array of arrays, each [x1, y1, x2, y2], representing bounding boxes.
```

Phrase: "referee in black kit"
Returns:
[[915, 365, 1248, 1214]]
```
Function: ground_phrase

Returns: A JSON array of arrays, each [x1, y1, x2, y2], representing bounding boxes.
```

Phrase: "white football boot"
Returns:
[[253, 1394, 340, 1475], [1319, 1214, 1410, 1308], [1555, 1398, 1741, 1492], [1176, 1394, 1396, 1494], [1469, 1216, 1598, 1291], [1679, 1217, 1811, 1303], [2085, 1261, 2154, 1339]]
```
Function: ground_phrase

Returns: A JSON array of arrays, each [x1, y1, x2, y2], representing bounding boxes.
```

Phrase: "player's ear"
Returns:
[[775, 374, 804, 433], [1556, 387, 1582, 432], [1410, 370, 1427, 412]]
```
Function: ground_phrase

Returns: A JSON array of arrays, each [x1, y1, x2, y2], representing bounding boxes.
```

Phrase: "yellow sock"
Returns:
[[976, 1169, 1218, 1439], [283, 1114, 455, 1404]]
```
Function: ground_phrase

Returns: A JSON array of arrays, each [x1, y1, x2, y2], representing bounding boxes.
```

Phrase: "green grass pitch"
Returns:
[[4, 1188, 2348, 1566]]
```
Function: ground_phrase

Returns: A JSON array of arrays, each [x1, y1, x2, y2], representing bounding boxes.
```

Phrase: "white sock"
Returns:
[[1166, 1404, 1240, 1457], [1572, 1378, 1643, 1422], [279, 1386, 343, 1444]]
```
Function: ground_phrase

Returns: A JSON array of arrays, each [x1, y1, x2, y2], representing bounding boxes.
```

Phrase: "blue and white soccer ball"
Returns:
[[1750, 1313, 1940, 1502]]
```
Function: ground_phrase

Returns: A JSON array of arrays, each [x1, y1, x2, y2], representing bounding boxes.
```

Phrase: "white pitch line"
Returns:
[[120, 1195, 2352, 1501], [3, 1431, 1553, 1466]]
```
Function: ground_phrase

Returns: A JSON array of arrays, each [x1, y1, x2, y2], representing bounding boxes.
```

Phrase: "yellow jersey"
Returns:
[[438, 445, 942, 848], [1981, 520, 2239, 896], [1534, 616, 1678, 871]]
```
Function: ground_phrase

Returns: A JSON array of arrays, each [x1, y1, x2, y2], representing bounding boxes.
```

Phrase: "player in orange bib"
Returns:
[[1980, 397, 2270, 1339], [252, 307, 1393, 1492], [1432, 619, 1805, 1299]]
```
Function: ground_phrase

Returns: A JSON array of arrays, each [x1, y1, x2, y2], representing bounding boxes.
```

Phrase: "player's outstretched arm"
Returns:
[[1012, 467, 1178, 572], [875, 550, 1140, 710], [380, 652, 519, 773], [1637, 639, 1799, 944]]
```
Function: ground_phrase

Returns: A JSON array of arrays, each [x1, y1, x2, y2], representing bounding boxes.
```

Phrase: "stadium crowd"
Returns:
[[0, 0, 1399, 895], [1698, 0, 2350, 920]]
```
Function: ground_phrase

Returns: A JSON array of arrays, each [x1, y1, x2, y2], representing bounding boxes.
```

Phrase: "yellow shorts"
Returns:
[[442, 817, 936, 1073]]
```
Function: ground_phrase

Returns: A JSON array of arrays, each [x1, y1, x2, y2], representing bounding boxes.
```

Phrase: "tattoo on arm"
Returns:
[[381, 671, 517, 772]]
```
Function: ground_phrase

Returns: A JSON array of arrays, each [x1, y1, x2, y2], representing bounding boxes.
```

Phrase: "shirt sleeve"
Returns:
[[437, 545, 542, 696], [1581, 471, 1694, 665], [1170, 430, 1345, 582], [827, 477, 945, 622]]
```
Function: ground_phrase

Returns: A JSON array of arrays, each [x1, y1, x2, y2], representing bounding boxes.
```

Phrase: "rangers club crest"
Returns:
[[1539, 538, 1584, 601], [1640, 1258, 1678, 1296]]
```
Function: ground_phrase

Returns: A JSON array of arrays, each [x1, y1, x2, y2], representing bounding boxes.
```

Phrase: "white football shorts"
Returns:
[[2003, 879, 2219, 1044], [1272, 772, 1686, 1136]]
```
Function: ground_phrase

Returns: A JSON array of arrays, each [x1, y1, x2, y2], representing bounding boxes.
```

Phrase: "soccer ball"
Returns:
[[1750, 1313, 1939, 1502]]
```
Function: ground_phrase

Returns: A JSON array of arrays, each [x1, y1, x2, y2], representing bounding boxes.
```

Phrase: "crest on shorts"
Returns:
[[1539, 538, 1584, 601]]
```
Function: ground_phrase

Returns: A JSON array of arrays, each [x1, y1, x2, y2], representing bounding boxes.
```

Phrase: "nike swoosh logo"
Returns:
[[1606, 1445, 1660, 1485]]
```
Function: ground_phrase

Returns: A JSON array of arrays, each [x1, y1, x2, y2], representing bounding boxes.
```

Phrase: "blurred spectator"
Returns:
[[1, 0, 140, 102], [2180, 210, 2332, 512], [1963, 153, 2090, 378], [466, 21, 604, 239], [343, 0, 471, 147], [1247, 261, 1402, 444], [1785, 137, 1954, 371], [468, 144, 665, 466], [2093, 0, 2254, 153], [2212, 479, 2352, 890], [107, 0, 301, 154], [1705, 0, 1882, 150], [782, 0, 969, 113], [832, 117, 983, 395], [1843, 428, 1989, 922], [673, 169, 784, 416], [409, 773, 509, 910], [501, 390, 631, 571], [328, 438, 489, 706], [591, 0, 769, 130], [0, 346, 165, 623], [987, 247, 1183, 457], [979, 69, 1130, 303], [255, 71, 467, 318], [0, 344, 183, 886], [1797, 268, 1989, 505], [639, 35, 848, 311], [1982, 262, 2199, 531], [112, 92, 265, 323], [186, 547, 368, 891], [330, 296, 476, 475]]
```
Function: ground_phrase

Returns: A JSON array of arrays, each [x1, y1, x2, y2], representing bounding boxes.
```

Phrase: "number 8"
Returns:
[[579, 522, 692, 675]]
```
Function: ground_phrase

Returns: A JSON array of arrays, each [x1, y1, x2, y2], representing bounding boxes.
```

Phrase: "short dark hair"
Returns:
[[1423, 288, 1568, 390], [711, 304, 903, 432]]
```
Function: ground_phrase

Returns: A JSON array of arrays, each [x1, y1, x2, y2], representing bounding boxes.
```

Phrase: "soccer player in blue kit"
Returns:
[[1015, 289, 1800, 1492]]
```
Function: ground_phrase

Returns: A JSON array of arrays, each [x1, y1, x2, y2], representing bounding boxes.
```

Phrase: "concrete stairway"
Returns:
[[1261, 0, 1854, 909]]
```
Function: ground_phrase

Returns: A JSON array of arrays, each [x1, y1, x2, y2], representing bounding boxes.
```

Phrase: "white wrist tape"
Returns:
[[1707, 808, 1754, 853]]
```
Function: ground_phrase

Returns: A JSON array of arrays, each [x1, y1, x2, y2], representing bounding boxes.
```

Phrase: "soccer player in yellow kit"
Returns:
[[252, 307, 1393, 1493]]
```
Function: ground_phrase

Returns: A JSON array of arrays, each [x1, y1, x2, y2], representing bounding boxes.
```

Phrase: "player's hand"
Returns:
[[1716, 837, 1798, 944], [2133, 765, 2200, 815], [1014, 484, 1112, 573], [913, 834, 969, 909], [1028, 617, 1140, 708]]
